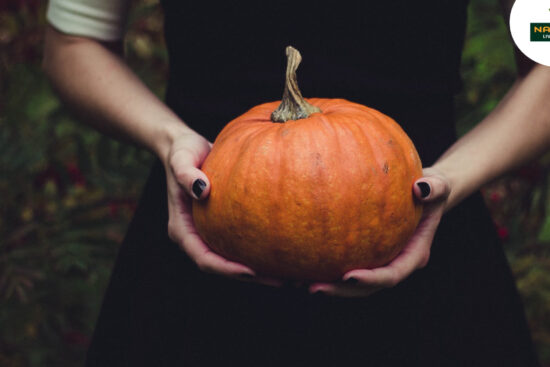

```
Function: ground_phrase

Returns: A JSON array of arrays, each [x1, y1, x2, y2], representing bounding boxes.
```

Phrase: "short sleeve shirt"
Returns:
[[46, 0, 130, 41]]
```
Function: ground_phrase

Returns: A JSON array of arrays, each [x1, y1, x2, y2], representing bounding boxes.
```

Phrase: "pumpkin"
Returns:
[[192, 46, 423, 281]]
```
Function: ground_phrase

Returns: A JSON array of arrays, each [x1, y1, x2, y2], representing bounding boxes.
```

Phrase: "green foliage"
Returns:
[[456, 0, 517, 135], [0, 1, 161, 365], [0, 0, 549, 365], [457, 0, 550, 362]]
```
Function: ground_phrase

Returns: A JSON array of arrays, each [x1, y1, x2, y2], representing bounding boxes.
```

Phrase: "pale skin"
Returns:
[[43, 2, 550, 297]]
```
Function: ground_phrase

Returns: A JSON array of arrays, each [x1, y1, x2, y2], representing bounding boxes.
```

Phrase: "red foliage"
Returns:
[[62, 330, 90, 347], [496, 225, 510, 241], [34, 163, 87, 193], [33, 165, 62, 190], [108, 199, 138, 218], [65, 162, 86, 187], [489, 191, 501, 204]]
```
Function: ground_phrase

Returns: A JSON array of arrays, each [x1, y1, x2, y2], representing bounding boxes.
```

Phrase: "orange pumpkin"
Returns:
[[192, 46, 423, 281]]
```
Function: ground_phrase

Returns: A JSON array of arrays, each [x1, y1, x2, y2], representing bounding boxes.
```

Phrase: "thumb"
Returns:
[[413, 174, 450, 203], [170, 154, 211, 200]]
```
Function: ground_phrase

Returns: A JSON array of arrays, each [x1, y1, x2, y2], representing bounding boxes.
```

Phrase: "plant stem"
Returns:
[[271, 46, 321, 122]]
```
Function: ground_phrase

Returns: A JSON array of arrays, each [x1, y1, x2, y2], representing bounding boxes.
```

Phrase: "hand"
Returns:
[[164, 132, 281, 286], [308, 167, 451, 297]]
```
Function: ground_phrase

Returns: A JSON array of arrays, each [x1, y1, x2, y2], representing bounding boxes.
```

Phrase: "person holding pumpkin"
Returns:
[[43, 0, 548, 366]]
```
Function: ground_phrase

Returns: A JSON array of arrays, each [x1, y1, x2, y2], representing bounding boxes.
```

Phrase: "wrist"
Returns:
[[151, 118, 195, 165], [430, 160, 473, 211]]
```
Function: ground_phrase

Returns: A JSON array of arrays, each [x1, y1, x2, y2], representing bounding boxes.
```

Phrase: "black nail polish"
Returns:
[[239, 273, 254, 279], [345, 277, 358, 284], [192, 179, 207, 198], [417, 182, 431, 198]]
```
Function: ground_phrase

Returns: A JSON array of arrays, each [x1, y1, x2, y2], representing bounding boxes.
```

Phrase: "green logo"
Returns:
[[531, 23, 550, 41]]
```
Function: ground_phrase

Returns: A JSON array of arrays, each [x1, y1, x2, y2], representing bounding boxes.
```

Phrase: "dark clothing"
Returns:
[[86, 1, 540, 366]]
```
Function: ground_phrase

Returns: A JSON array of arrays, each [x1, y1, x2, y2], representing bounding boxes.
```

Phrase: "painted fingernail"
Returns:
[[417, 182, 431, 198], [239, 273, 254, 279], [192, 179, 207, 199], [345, 277, 358, 284]]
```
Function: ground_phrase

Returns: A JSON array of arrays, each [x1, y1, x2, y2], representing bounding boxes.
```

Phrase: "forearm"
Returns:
[[433, 64, 550, 209], [42, 25, 191, 162]]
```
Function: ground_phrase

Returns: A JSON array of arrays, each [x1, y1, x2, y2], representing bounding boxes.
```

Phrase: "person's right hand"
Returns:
[[164, 131, 282, 287]]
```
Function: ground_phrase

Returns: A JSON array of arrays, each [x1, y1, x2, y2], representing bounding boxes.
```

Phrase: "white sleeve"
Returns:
[[46, 0, 131, 41]]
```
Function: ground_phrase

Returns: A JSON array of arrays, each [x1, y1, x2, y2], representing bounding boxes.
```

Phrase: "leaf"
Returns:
[[538, 215, 550, 242]]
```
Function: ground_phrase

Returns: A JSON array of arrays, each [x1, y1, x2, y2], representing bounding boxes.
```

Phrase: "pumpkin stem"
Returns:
[[271, 46, 321, 122]]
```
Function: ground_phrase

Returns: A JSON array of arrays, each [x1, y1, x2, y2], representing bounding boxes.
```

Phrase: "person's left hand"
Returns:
[[308, 168, 451, 297]]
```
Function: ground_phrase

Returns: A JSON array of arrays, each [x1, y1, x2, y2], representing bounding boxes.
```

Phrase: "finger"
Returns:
[[166, 178, 254, 278], [170, 148, 211, 200], [179, 225, 256, 278], [342, 207, 442, 287], [413, 175, 450, 202], [241, 275, 284, 288], [172, 165, 211, 200]]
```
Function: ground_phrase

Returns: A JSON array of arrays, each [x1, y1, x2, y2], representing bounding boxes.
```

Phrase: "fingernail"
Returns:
[[345, 277, 358, 284], [239, 273, 254, 279], [192, 179, 207, 199], [417, 182, 431, 198]]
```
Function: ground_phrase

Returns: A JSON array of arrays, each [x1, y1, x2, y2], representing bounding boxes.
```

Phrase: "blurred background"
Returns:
[[0, 0, 549, 365]]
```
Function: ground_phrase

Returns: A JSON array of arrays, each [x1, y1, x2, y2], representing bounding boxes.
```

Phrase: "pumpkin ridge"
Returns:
[[368, 111, 422, 185], [349, 114, 387, 252], [332, 119, 368, 262], [359, 112, 422, 251], [354, 112, 406, 251], [218, 128, 280, 266]]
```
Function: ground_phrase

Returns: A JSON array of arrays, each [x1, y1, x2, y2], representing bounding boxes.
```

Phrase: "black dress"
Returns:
[[86, 1, 540, 366]]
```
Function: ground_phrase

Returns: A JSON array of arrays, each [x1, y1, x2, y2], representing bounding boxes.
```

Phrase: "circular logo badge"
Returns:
[[509, 0, 550, 66]]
